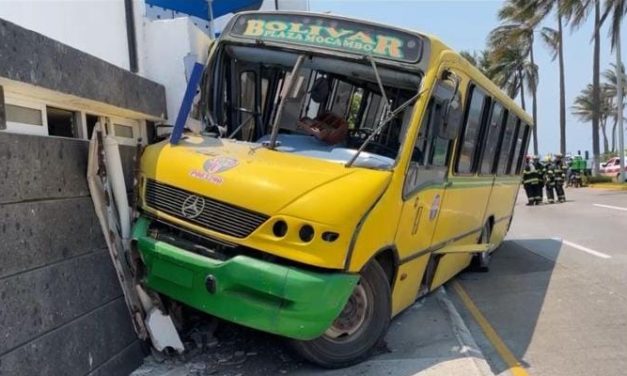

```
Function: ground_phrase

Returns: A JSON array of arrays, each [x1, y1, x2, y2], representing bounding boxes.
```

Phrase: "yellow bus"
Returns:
[[132, 11, 533, 368]]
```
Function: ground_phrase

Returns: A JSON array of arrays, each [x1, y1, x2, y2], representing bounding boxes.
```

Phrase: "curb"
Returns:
[[436, 287, 494, 376], [587, 183, 627, 190]]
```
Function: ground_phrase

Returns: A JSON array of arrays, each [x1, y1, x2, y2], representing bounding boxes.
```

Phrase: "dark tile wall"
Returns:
[[0, 132, 143, 376]]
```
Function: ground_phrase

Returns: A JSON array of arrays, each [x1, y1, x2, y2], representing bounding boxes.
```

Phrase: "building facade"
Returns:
[[0, 0, 308, 143], [0, 1, 307, 375]]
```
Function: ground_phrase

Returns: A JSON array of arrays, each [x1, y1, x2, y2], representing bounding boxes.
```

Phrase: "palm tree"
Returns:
[[604, 0, 626, 182], [536, 22, 567, 155], [460, 49, 494, 78], [537, 0, 611, 172], [491, 0, 542, 155], [571, 83, 615, 154], [602, 63, 626, 151], [488, 43, 538, 114], [463, 44, 538, 112], [516, 0, 566, 154]]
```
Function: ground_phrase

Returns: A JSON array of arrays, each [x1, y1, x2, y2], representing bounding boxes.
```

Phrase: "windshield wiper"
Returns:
[[346, 56, 423, 167], [268, 54, 306, 149]]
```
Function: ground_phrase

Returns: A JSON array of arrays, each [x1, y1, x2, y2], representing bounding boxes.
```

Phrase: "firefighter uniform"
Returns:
[[532, 157, 544, 204], [545, 164, 557, 203], [554, 156, 567, 202], [522, 157, 537, 205]]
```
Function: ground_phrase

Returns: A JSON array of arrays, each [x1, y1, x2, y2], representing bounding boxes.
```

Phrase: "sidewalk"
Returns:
[[131, 287, 492, 376]]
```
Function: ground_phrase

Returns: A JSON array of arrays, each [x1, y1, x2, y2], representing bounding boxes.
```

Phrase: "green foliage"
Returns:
[[601, 151, 620, 160], [587, 175, 614, 183], [347, 90, 363, 129]]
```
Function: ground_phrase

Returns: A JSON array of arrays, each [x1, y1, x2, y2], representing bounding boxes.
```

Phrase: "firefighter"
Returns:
[[554, 153, 567, 202], [532, 155, 544, 205], [522, 155, 537, 205], [545, 161, 557, 204]]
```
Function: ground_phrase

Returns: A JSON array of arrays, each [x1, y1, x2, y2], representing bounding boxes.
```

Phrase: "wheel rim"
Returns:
[[324, 283, 370, 341], [479, 226, 491, 265]]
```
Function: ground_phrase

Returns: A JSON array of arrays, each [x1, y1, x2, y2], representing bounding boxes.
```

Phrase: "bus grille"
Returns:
[[144, 179, 269, 238]]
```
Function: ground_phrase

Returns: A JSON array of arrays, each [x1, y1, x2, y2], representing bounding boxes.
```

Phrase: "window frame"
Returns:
[[495, 111, 520, 176], [454, 83, 490, 175], [402, 80, 455, 199], [3, 96, 48, 136], [512, 123, 530, 174], [478, 100, 506, 176], [107, 117, 140, 146], [46, 105, 82, 139]]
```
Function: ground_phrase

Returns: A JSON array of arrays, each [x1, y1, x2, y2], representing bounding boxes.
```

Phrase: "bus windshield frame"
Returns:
[[202, 40, 424, 170]]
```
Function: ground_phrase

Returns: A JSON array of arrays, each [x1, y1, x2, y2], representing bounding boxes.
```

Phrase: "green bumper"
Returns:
[[132, 216, 358, 340]]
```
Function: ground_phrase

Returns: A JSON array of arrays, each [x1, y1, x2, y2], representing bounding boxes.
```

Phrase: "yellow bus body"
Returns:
[[135, 12, 533, 349]]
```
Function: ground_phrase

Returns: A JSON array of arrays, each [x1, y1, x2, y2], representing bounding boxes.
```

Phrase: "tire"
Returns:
[[290, 261, 391, 368], [470, 222, 492, 272]]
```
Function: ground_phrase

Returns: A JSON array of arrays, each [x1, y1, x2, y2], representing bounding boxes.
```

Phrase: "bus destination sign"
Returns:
[[230, 13, 422, 63]]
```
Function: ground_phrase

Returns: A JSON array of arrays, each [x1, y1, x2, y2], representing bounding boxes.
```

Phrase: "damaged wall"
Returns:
[[0, 132, 143, 376]]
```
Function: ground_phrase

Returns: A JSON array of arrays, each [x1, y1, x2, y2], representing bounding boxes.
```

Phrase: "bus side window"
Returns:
[[511, 123, 529, 174], [479, 102, 505, 175], [404, 83, 453, 197], [496, 113, 519, 175], [506, 120, 521, 174], [456, 85, 489, 174]]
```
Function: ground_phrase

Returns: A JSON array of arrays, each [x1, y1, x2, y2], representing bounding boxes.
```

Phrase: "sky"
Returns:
[[307, 0, 624, 156]]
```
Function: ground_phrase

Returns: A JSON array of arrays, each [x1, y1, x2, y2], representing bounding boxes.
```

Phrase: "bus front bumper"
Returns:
[[132, 216, 359, 340]]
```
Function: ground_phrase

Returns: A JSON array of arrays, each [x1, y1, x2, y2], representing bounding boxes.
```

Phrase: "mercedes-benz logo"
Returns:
[[181, 195, 205, 219]]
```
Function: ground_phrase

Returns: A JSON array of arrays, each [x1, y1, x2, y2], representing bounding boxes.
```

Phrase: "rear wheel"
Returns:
[[470, 222, 492, 272], [290, 261, 391, 368]]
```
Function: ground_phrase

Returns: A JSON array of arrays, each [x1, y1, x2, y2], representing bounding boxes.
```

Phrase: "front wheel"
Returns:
[[289, 261, 391, 368]]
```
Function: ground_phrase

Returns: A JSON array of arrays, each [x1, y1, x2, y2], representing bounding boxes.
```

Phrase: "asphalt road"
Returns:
[[133, 186, 627, 376], [450, 186, 627, 376]]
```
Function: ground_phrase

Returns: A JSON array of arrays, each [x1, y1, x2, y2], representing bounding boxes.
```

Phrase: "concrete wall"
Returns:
[[0, 132, 144, 376], [0, 0, 131, 70], [0, 18, 167, 120]]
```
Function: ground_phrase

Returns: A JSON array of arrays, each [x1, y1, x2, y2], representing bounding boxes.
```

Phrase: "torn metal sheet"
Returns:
[[87, 122, 184, 353]]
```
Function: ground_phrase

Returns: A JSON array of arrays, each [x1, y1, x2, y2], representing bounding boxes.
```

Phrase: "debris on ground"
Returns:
[[132, 319, 306, 376]]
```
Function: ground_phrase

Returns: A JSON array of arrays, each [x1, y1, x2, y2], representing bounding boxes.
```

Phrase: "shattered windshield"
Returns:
[[204, 43, 422, 169]]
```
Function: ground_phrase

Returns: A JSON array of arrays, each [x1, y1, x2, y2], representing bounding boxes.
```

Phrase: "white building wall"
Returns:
[[212, 0, 309, 34], [0, 0, 131, 70], [142, 17, 212, 124]]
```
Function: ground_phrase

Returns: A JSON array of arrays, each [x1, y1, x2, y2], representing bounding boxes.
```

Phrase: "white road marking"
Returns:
[[593, 203, 627, 212], [552, 237, 612, 259]]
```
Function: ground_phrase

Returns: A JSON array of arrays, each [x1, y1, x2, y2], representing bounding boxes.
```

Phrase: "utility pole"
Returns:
[[617, 29, 625, 184]]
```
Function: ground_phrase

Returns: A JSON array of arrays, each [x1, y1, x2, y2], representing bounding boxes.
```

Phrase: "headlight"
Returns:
[[272, 220, 288, 237], [299, 224, 315, 242]]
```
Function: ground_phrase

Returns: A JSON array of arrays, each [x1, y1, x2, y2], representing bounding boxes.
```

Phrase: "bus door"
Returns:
[[393, 79, 455, 312], [430, 82, 493, 290]]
